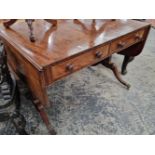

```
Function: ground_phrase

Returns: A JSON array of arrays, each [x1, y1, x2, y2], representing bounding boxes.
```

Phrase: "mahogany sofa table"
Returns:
[[0, 20, 150, 134]]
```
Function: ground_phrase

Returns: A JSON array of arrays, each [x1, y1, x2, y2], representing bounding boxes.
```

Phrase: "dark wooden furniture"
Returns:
[[0, 19, 150, 134]]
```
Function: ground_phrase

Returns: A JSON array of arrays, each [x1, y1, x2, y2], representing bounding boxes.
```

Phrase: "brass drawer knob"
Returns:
[[66, 64, 74, 72], [95, 51, 102, 58], [117, 42, 125, 48]]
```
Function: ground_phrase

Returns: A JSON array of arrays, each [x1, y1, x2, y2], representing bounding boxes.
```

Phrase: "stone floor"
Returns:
[[0, 28, 155, 135]]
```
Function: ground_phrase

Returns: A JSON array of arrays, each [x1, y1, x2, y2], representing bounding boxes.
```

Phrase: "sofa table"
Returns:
[[0, 19, 150, 134]]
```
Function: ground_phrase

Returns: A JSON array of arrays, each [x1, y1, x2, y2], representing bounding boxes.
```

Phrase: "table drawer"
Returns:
[[110, 29, 145, 54], [52, 44, 109, 80]]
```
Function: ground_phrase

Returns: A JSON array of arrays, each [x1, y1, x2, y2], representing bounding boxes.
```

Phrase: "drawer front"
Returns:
[[110, 29, 145, 54], [52, 44, 109, 80]]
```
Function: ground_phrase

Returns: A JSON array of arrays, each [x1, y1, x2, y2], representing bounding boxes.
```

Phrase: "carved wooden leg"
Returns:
[[25, 19, 35, 42], [3, 19, 18, 28], [102, 57, 130, 89], [33, 100, 56, 135], [121, 55, 134, 75]]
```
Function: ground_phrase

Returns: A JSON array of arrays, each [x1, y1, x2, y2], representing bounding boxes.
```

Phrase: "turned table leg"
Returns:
[[33, 100, 56, 135], [121, 55, 134, 75], [102, 57, 131, 89]]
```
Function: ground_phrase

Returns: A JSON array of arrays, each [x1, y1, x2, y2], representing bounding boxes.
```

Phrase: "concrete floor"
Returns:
[[0, 28, 155, 135]]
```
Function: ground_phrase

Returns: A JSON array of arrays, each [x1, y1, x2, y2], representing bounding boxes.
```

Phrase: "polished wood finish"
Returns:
[[109, 29, 145, 54], [0, 19, 151, 134], [3, 19, 57, 42], [52, 44, 109, 81]]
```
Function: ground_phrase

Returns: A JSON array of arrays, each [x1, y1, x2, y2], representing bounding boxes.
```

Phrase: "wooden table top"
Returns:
[[0, 19, 150, 70]]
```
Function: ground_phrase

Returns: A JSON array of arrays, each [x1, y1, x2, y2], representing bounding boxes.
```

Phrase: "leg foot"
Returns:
[[102, 57, 131, 89], [121, 55, 134, 75], [34, 100, 56, 135]]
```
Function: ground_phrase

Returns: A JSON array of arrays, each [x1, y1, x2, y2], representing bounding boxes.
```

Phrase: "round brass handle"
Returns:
[[66, 64, 74, 72], [117, 42, 125, 48], [135, 34, 141, 41], [95, 51, 102, 58]]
